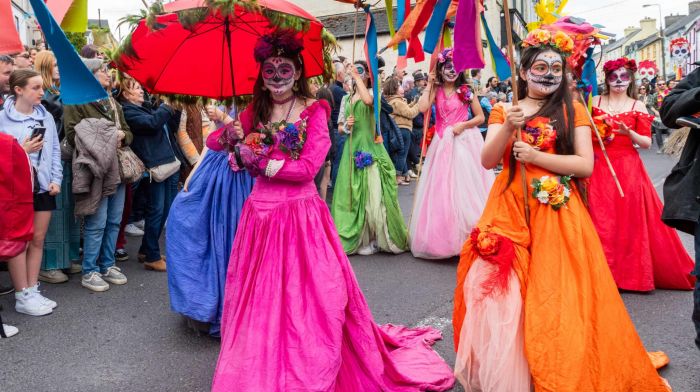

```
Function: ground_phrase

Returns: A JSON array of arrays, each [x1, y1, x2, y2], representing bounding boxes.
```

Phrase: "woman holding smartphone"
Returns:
[[0, 69, 62, 316]]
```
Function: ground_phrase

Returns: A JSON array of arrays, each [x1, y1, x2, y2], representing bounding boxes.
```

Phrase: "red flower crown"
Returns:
[[603, 57, 637, 74]]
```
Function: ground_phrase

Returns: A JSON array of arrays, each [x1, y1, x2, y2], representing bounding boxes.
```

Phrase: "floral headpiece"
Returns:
[[603, 57, 637, 74], [521, 29, 574, 55], [437, 48, 454, 64], [253, 29, 304, 64]]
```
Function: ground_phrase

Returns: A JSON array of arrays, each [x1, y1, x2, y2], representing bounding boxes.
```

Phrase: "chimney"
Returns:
[[690, 1, 700, 14], [639, 17, 658, 32], [664, 13, 686, 28], [624, 26, 638, 37]]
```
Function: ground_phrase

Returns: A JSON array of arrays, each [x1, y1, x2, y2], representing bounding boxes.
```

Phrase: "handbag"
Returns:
[[107, 97, 147, 182], [60, 137, 73, 161], [149, 124, 181, 182], [117, 147, 146, 183]]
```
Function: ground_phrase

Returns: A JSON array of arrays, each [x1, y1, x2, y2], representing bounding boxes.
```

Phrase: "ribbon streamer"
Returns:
[[29, 0, 108, 104], [482, 12, 512, 80], [422, 0, 451, 54], [385, 0, 395, 38], [363, 6, 382, 142], [397, 0, 408, 56], [453, 0, 485, 71]]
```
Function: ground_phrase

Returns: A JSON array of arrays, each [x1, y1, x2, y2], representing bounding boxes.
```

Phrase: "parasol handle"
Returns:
[[580, 92, 624, 197]]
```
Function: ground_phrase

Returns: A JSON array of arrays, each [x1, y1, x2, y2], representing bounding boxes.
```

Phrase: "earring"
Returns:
[[293, 83, 299, 92]]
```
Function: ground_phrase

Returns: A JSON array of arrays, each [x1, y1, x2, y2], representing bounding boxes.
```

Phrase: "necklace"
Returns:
[[606, 95, 627, 114], [282, 96, 296, 123], [527, 95, 546, 107], [272, 94, 295, 105]]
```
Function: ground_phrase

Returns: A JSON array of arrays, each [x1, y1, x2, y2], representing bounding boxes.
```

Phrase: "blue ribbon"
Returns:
[[29, 0, 107, 105], [482, 13, 512, 81], [423, 0, 451, 54], [579, 47, 598, 101], [397, 0, 406, 56], [364, 6, 381, 140]]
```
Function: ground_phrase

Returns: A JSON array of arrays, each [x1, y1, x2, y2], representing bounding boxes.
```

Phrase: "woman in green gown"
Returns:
[[331, 61, 408, 255]]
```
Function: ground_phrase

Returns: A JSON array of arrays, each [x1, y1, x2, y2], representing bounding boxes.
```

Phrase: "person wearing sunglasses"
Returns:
[[11, 48, 33, 70], [588, 57, 695, 293], [331, 60, 409, 256]]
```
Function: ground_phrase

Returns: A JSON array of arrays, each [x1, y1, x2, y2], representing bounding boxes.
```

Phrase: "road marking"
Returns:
[[414, 316, 451, 332]]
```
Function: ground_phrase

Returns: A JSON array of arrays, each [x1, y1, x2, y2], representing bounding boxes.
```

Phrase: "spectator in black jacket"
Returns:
[[660, 63, 700, 350], [330, 61, 347, 187], [119, 78, 180, 273]]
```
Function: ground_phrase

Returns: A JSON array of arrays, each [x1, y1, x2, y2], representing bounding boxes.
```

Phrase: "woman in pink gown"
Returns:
[[410, 48, 494, 259], [211, 31, 454, 392]]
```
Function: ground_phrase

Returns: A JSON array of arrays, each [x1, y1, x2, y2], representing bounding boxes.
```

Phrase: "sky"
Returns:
[[88, 0, 697, 41]]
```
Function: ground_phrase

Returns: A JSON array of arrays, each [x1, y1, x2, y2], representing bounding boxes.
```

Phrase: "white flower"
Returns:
[[563, 187, 571, 197], [540, 175, 550, 181], [536, 190, 550, 204]]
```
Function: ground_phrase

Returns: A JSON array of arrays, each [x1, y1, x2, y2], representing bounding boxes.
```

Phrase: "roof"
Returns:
[[601, 28, 640, 53], [318, 8, 396, 39], [625, 34, 661, 55], [88, 19, 109, 29], [664, 10, 700, 37]]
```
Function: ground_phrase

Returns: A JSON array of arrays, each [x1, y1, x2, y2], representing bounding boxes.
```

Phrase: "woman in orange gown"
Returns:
[[452, 30, 670, 391]]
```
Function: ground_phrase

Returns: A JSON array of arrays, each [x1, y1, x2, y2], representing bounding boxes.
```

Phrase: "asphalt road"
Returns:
[[1, 149, 697, 392]]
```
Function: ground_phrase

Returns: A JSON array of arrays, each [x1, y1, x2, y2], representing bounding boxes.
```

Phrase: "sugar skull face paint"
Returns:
[[606, 68, 631, 93], [441, 60, 458, 83], [261, 57, 298, 95], [526, 51, 563, 95]]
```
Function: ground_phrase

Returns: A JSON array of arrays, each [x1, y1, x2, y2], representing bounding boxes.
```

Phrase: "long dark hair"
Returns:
[[251, 55, 313, 127], [603, 67, 638, 99], [353, 60, 372, 89], [509, 46, 587, 203]]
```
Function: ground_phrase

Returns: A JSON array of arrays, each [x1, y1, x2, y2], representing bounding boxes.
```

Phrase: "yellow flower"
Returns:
[[540, 176, 559, 193], [549, 186, 566, 205], [534, 29, 552, 43]]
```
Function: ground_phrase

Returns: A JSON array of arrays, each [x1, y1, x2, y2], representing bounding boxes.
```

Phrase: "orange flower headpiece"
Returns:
[[521, 28, 575, 56]]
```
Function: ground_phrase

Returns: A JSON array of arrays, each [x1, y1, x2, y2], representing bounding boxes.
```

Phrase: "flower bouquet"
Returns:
[[531, 175, 572, 210], [591, 107, 615, 144], [523, 117, 557, 151], [457, 84, 473, 104], [270, 121, 306, 160], [354, 151, 374, 169], [233, 120, 307, 176]]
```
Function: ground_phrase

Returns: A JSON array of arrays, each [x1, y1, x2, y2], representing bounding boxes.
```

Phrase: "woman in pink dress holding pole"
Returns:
[[211, 30, 454, 392], [410, 48, 494, 259]]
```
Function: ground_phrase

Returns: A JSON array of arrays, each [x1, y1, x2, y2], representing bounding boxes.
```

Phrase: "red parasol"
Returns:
[[116, 0, 327, 99]]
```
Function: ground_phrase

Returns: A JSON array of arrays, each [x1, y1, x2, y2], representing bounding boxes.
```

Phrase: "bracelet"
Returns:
[[265, 159, 284, 178]]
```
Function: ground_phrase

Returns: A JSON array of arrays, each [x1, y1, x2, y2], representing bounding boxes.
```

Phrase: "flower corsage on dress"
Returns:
[[222, 118, 308, 177]]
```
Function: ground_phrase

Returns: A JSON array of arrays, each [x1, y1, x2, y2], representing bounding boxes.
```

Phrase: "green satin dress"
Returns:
[[331, 98, 408, 254]]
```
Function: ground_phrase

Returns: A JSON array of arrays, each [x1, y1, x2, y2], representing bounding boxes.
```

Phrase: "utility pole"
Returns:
[[643, 3, 666, 81]]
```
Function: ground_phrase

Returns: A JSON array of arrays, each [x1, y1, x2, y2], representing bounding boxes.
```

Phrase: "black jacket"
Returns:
[[660, 67, 700, 234], [42, 91, 63, 140], [121, 101, 181, 169], [330, 81, 346, 131]]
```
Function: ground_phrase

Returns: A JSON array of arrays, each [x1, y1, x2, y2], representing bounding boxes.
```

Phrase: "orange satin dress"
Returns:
[[452, 102, 670, 391]]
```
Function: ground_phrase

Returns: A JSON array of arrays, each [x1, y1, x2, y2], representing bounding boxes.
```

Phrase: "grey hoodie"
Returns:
[[0, 96, 62, 193]]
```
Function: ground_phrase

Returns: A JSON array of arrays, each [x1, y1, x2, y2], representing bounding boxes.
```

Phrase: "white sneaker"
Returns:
[[357, 241, 379, 256], [125, 223, 145, 236], [29, 283, 57, 309], [102, 266, 127, 285], [15, 289, 52, 316], [407, 170, 418, 178], [133, 219, 145, 231], [1, 324, 18, 338], [81, 272, 110, 292]]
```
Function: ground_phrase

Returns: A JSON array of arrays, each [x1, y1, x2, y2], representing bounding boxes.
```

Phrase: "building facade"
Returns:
[[10, 0, 41, 47]]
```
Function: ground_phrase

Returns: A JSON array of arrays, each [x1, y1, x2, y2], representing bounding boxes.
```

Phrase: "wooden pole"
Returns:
[[347, 5, 360, 208], [502, 0, 530, 226], [580, 92, 625, 197]]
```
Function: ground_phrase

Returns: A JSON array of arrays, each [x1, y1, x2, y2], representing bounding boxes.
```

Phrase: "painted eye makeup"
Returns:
[[261, 63, 295, 80], [606, 72, 630, 82], [355, 65, 366, 75], [443, 62, 455, 71], [529, 61, 563, 76]]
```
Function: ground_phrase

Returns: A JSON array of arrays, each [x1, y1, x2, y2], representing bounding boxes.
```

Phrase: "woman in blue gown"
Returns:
[[166, 127, 253, 336]]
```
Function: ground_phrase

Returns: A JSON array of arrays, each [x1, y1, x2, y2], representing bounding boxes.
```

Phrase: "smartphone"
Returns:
[[30, 126, 46, 140]]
